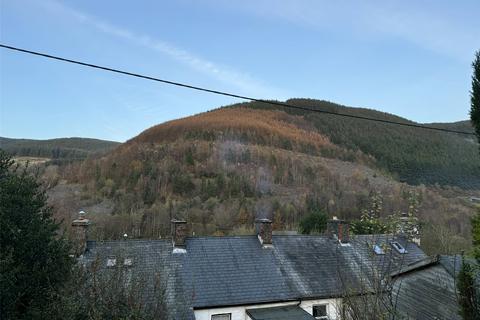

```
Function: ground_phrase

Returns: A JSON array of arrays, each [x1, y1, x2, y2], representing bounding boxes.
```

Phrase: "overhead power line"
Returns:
[[0, 43, 475, 136]]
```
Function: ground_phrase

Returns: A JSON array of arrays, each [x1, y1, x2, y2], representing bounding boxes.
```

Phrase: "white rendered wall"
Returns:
[[193, 298, 342, 320], [300, 298, 342, 319]]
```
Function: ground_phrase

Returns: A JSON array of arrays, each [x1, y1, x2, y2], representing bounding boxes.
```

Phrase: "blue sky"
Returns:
[[1, 0, 479, 142]]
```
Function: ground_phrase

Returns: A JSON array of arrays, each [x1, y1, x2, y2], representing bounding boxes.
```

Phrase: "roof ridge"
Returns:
[[87, 238, 170, 243], [187, 234, 257, 240]]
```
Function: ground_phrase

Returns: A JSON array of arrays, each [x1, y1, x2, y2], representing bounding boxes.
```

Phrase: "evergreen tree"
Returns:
[[457, 256, 480, 320], [0, 150, 73, 319], [299, 209, 328, 234], [471, 50, 480, 148], [472, 211, 480, 263], [185, 147, 195, 166], [457, 209, 480, 320]]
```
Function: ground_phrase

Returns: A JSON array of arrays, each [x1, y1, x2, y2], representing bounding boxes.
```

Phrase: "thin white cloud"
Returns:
[[363, 2, 479, 63], [39, 0, 287, 99], [213, 0, 479, 62]]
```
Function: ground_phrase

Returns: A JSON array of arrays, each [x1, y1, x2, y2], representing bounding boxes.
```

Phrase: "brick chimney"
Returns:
[[255, 218, 273, 247], [327, 216, 350, 244], [171, 219, 188, 249], [72, 210, 90, 256]]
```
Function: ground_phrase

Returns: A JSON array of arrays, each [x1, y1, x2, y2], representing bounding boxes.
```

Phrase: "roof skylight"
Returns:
[[124, 258, 133, 266], [391, 241, 407, 254], [373, 245, 385, 255], [106, 257, 117, 267]]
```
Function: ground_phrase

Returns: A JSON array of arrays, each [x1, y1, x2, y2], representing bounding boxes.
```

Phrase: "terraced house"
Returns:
[[72, 214, 461, 319]]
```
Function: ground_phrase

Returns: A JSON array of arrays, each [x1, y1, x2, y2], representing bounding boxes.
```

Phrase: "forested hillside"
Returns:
[[242, 99, 480, 189], [425, 120, 474, 133], [0, 137, 120, 160], [50, 103, 479, 256]]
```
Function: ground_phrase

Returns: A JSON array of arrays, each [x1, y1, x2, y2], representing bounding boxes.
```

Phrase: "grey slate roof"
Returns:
[[83, 234, 426, 319], [438, 255, 480, 297], [83, 240, 195, 319], [392, 258, 462, 320], [246, 305, 316, 320], [439, 255, 479, 279]]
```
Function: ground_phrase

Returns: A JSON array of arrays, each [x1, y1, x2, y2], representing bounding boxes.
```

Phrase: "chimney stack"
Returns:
[[72, 210, 90, 256], [171, 219, 188, 249], [255, 218, 273, 247], [327, 216, 350, 244]]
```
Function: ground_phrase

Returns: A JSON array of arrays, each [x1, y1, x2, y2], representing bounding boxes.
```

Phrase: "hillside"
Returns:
[[125, 99, 479, 188], [53, 101, 479, 255], [425, 120, 474, 134], [241, 99, 480, 189], [0, 137, 120, 160]]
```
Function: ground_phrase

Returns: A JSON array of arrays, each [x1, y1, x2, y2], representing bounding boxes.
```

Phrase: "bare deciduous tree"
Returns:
[[335, 234, 409, 320], [55, 251, 168, 320]]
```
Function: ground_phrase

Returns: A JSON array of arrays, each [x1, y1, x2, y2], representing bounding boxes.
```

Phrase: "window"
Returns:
[[391, 241, 407, 254], [211, 314, 231, 320], [313, 304, 328, 319], [106, 257, 117, 267], [373, 244, 385, 255]]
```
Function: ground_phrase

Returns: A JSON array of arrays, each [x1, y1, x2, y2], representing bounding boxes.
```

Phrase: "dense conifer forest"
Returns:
[[243, 99, 479, 189], [0, 137, 119, 160]]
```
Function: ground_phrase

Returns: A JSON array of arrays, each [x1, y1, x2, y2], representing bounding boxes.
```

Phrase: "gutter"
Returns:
[[193, 291, 370, 310]]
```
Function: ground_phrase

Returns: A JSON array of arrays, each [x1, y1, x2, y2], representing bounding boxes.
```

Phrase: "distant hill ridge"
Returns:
[[125, 98, 479, 188], [0, 137, 120, 160], [3, 98, 478, 188]]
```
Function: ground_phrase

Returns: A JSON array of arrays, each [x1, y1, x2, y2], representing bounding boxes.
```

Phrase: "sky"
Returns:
[[1, 0, 479, 142]]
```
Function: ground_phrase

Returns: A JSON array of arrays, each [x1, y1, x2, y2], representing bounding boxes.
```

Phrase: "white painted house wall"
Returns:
[[194, 298, 343, 320], [299, 299, 342, 319]]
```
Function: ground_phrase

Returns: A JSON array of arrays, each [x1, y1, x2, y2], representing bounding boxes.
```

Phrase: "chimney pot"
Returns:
[[255, 218, 272, 246], [171, 219, 188, 249], [327, 218, 350, 244], [72, 211, 90, 256]]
